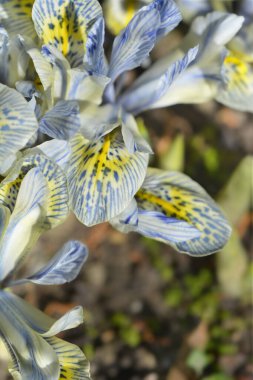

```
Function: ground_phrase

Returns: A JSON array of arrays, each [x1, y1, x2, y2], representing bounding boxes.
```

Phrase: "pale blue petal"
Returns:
[[0, 84, 38, 166], [0, 32, 30, 87], [121, 112, 153, 153], [0, 291, 60, 380], [108, 7, 160, 81], [25, 241, 88, 285], [37, 140, 72, 171], [0, 292, 88, 379], [79, 103, 119, 141], [67, 131, 149, 226], [42, 306, 84, 337], [120, 46, 198, 113], [84, 16, 107, 75], [15, 80, 37, 99], [145, 0, 182, 39], [191, 12, 244, 65], [39, 100, 80, 140], [19, 36, 53, 95], [110, 198, 139, 233], [137, 210, 200, 242], [42, 45, 110, 103]]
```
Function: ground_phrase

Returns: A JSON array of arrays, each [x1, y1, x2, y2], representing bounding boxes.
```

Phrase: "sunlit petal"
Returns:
[[120, 46, 198, 113], [39, 100, 80, 140], [0, 84, 38, 166], [0, 0, 36, 39], [32, 0, 102, 67], [67, 131, 149, 226], [108, 6, 160, 81], [0, 168, 48, 281], [112, 169, 231, 256], [0, 291, 60, 380], [25, 241, 88, 285]]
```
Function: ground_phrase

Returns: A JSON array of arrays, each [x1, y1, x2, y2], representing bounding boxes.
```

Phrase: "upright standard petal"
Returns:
[[0, 84, 38, 166], [120, 46, 198, 114], [108, 6, 160, 81], [39, 100, 80, 140], [67, 130, 149, 226], [145, 0, 182, 39], [32, 0, 102, 67], [38, 139, 72, 171], [84, 16, 107, 75], [112, 169, 231, 256], [23, 241, 88, 285], [0, 0, 36, 40]]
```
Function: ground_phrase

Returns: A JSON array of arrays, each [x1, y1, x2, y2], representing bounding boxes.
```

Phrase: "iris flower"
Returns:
[[0, 148, 90, 379], [0, 0, 232, 256], [177, 0, 253, 112]]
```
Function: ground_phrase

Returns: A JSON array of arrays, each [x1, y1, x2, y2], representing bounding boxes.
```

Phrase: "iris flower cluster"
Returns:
[[0, 0, 243, 378]]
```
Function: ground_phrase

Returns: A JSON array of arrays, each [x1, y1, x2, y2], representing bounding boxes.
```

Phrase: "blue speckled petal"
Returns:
[[108, 6, 160, 81], [0, 0, 36, 39], [0, 84, 38, 166], [67, 130, 149, 226], [25, 241, 88, 285], [39, 100, 80, 140], [32, 0, 102, 67], [144, 0, 182, 39], [112, 168, 231, 256], [120, 46, 198, 114]]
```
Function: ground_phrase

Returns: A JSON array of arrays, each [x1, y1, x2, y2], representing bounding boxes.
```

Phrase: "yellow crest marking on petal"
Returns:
[[136, 186, 205, 231], [33, 0, 89, 66], [45, 337, 91, 380], [68, 130, 149, 225], [223, 53, 252, 91], [0, 153, 68, 228], [0, 0, 35, 38], [136, 169, 231, 255]]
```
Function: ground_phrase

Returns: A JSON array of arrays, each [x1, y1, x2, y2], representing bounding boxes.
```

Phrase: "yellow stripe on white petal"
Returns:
[[0, 152, 69, 228], [46, 337, 91, 380], [32, 0, 102, 67], [0, 84, 38, 167], [216, 52, 253, 112], [135, 168, 231, 255], [0, 0, 36, 40], [68, 130, 149, 226], [20, 153, 69, 228]]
